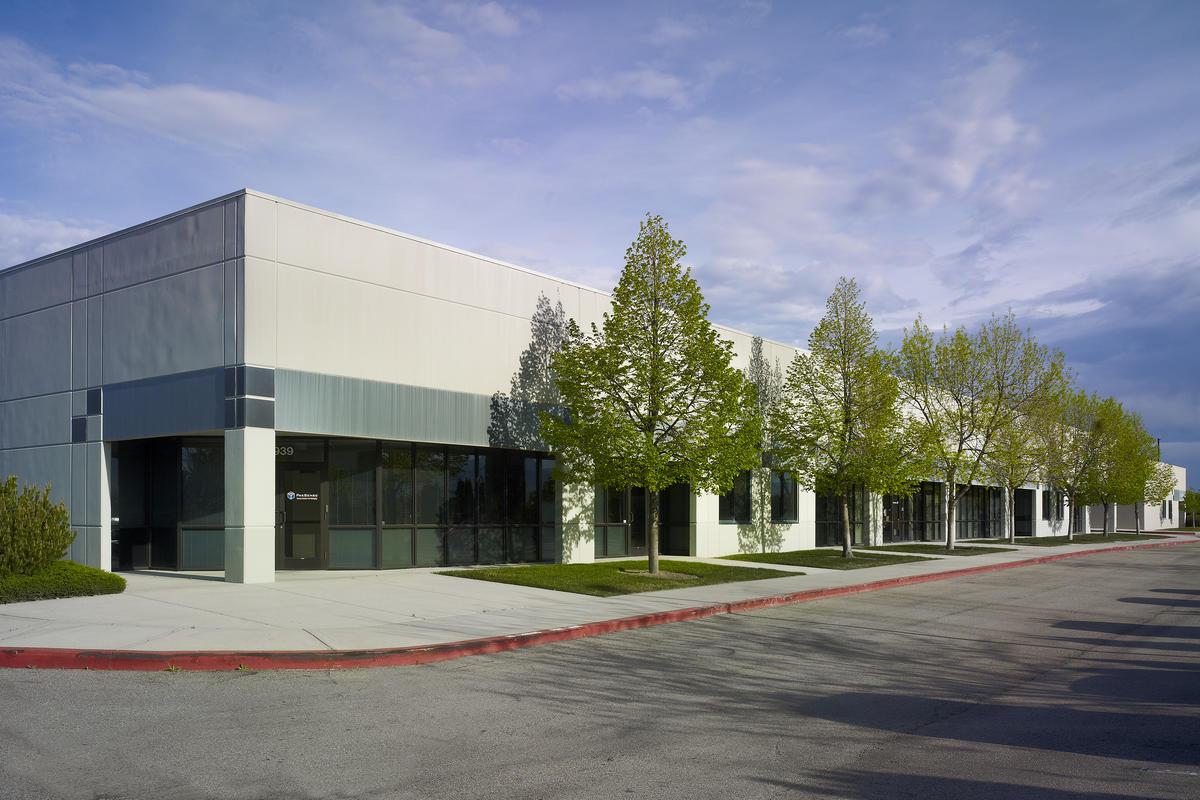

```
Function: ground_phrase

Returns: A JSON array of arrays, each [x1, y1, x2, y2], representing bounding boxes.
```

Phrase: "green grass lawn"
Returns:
[[862, 544, 1016, 556], [991, 533, 1171, 547], [439, 559, 796, 597], [0, 561, 126, 604], [722, 549, 931, 569]]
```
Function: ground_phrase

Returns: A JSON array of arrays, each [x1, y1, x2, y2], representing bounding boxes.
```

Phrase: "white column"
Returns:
[[224, 427, 276, 583], [95, 443, 112, 572], [559, 482, 595, 564]]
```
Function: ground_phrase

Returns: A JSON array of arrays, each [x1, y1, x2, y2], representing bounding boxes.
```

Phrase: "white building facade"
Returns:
[[0, 190, 1187, 582]]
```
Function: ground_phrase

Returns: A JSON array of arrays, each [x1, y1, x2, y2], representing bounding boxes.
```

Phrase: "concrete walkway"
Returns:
[[0, 536, 1195, 654]]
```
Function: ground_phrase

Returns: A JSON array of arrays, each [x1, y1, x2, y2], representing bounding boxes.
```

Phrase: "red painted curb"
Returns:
[[2, 537, 1196, 672]]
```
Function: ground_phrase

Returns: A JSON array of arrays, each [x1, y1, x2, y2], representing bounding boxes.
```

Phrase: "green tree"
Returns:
[[1042, 389, 1109, 539], [1143, 462, 1178, 533], [772, 278, 926, 558], [895, 312, 1060, 550], [1182, 487, 1200, 527], [983, 349, 1067, 543], [1088, 399, 1147, 535], [0, 476, 73, 576], [541, 214, 761, 574]]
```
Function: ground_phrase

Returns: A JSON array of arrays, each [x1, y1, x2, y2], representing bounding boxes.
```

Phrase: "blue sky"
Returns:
[[1, 1, 1198, 482]]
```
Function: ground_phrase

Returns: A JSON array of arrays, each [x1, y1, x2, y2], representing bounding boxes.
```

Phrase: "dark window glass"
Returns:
[[329, 441, 376, 525], [415, 446, 446, 525], [539, 458, 556, 524], [815, 486, 871, 547], [381, 528, 414, 568], [150, 527, 177, 569], [770, 470, 797, 523], [447, 450, 477, 525], [478, 528, 505, 564], [719, 470, 752, 524], [447, 527, 475, 564], [329, 528, 375, 568], [509, 527, 539, 562], [382, 444, 413, 525], [478, 451, 506, 524], [181, 529, 224, 570], [600, 486, 627, 524], [151, 441, 178, 528], [507, 456, 539, 524], [415, 527, 445, 566], [180, 441, 224, 525]]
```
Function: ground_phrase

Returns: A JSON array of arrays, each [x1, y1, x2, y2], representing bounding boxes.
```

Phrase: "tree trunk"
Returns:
[[945, 481, 956, 551], [1135, 502, 1142, 537], [1102, 501, 1110, 537], [841, 495, 853, 558], [647, 489, 660, 575], [1066, 495, 1075, 540]]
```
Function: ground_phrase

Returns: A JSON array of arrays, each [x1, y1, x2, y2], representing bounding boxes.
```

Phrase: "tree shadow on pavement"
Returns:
[[795, 691, 1198, 765], [758, 771, 1166, 800]]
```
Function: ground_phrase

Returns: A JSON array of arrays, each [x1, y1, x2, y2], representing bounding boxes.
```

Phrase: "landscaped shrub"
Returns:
[[0, 561, 125, 604], [0, 475, 74, 577]]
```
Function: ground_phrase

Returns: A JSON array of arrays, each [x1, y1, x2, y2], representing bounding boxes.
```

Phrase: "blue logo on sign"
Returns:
[[286, 491, 296, 500]]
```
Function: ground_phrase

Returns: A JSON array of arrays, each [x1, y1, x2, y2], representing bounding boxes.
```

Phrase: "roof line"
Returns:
[[4, 187, 801, 352]]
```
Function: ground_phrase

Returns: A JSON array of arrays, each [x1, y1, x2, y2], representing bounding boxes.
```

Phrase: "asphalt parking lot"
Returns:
[[2, 544, 1197, 800]]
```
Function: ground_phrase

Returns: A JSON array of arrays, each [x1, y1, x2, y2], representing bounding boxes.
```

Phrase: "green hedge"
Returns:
[[0, 561, 126, 604], [1, 475, 73, 576]]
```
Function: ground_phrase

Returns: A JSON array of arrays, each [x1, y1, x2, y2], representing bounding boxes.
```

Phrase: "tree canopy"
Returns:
[[541, 214, 761, 573], [772, 278, 926, 557]]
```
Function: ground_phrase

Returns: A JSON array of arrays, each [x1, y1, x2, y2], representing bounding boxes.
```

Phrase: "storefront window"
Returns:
[[329, 441, 376, 525], [719, 470, 752, 524]]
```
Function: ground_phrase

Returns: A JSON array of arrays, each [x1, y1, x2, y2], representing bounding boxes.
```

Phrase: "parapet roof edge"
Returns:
[[241, 189, 800, 352], [2, 187, 799, 352], [1, 189, 248, 275]]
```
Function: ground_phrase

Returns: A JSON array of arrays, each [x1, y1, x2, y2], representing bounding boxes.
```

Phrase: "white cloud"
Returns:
[[0, 211, 110, 269], [489, 136, 529, 155], [856, 44, 1038, 214], [443, 2, 525, 37], [0, 37, 293, 150], [557, 68, 692, 110], [843, 22, 889, 46], [357, 1, 463, 57], [293, 3, 511, 91], [649, 17, 703, 45]]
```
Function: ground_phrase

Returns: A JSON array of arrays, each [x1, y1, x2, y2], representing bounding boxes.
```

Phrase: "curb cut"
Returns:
[[3, 537, 1196, 672]]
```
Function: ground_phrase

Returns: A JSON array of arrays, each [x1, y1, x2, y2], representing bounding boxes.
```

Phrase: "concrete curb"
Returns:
[[3, 537, 1196, 672]]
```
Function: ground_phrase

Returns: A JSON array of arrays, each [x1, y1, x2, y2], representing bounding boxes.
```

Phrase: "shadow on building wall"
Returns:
[[488, 293, 568, 451], [736, 469, 786, 555], [489, 294, 590, 561]]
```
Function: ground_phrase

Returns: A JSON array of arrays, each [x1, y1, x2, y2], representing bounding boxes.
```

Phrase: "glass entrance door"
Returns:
[[277, 465, 327, 569]]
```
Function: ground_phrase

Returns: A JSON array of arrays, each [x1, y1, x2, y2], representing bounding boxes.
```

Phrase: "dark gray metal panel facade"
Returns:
[[103, 368, 227, 440], [0, 253, 72, 319], [101, 201, 226, 292], [0, 192, 247, 567], [102, 263, 226, 384], [275, 369, 493, 447], [0, 444, 72, 508], [1, 304, 72, 400], [0, 394, 72, 449]]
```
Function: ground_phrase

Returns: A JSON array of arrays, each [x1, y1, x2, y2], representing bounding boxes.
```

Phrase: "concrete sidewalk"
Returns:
[[1, 535, 1195, 657]]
